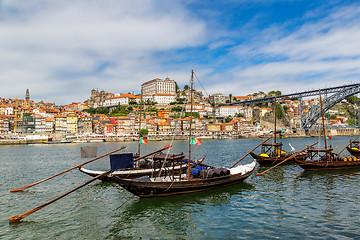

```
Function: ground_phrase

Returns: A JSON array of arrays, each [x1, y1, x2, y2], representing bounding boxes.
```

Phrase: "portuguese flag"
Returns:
[[139, 137, 148, 144], [326, 136, 332, 140], [190, 137, 202, 145]]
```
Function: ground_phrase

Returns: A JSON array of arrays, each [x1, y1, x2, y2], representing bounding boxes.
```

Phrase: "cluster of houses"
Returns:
[[0, 78, 348, 138]]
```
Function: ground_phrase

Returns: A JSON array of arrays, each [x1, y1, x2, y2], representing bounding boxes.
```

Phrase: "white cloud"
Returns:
[[0, 0, 207, 104], [209, 3, 360, 96]]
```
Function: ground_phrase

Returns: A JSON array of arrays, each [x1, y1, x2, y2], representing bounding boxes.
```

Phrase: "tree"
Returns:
[[139, 129, 148, 136], [347, 95, 359, 105], [268, 90, 282, 96], [229, 94, 232, 104], [225, 116, 232, 123], [184, 85, 190, 91], [171, 106, 183, 112], [185, 112, 199, 118]]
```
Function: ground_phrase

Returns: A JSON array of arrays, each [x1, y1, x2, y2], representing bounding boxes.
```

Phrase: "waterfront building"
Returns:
[[206, 123, 222, 132], [34, 114, 46, 133], [66, 113, 78, 134], [0, 118, 9, 134], [115, 116, 134, 135], [45, 117, 54, 133], [54, 114, 67, 134], [22, 115, 35, 133], [77, 116, 93, 135]]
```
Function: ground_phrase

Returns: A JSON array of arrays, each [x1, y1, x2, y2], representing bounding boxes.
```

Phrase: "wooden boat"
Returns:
[[112, 161, 256, 197], [112, 70, 257, 198], [294, 90, 360, 171], [346, 140, 360, 156], [294, 147, 360, 170], [250, 142, 308, 165], [79, 152, 204, 181], [250, 97, 308, 165]]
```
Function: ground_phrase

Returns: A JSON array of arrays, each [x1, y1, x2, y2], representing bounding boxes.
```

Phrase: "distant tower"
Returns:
[[25, 89, 30, 102]]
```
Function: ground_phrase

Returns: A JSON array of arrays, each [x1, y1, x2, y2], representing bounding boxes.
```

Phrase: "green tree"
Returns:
[[347, 95, 359, 105], [139, 129, 148, 136], [268, 90, 282, 96], [185, 112, 200, 118], [184, 85, 190, 91], [225, 116, 232, 123]]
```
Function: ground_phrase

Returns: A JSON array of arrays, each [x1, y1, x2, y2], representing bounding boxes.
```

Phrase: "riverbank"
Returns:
[[0, 128, 359, 145]]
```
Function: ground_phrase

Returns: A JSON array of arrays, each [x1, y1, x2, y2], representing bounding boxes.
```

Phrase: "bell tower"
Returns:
[[25, 88, 30, 102]]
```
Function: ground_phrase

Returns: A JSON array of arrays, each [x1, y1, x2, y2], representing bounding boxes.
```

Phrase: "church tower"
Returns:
[[25, 88, 30, 102]]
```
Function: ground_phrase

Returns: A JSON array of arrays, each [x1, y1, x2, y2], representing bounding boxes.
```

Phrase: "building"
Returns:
[[218, 106, 246, 117], [87, 89, 113, 108], [141, 77, 176, 96], [103, 94, 140, 107], [209, 93, 226, 105]]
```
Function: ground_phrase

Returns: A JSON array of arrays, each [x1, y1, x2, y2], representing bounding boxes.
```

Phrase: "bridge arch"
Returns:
[[301, 85, 360, 129]]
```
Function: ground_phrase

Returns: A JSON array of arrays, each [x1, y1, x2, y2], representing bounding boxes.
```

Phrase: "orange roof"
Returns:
[[220, 106, 243, 108], [154, 93, 174, 96]]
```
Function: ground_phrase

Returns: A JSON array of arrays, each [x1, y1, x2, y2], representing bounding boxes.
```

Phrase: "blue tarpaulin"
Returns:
[[110, 153, 134, 171], [191, 164, 207, 176]]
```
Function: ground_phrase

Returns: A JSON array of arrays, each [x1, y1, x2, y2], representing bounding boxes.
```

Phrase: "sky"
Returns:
[[1, 0, 360, 105]]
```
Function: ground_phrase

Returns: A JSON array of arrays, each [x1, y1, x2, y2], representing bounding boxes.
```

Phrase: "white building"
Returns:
[[141, 77, 176, 96], [153, 93, 176, 104], [103, 94, 140, 107], [218, 106, 246, 117]]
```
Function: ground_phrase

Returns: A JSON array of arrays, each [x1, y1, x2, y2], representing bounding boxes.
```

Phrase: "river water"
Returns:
[[1, 136, 360, 239]]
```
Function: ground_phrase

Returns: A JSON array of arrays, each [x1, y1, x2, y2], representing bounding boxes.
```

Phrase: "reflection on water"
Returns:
[[2, 137, 360, 239], [110, 182, 255, 239]]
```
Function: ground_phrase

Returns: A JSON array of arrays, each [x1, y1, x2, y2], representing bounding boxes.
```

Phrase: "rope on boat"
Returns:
[[157, 99, 188, 180]]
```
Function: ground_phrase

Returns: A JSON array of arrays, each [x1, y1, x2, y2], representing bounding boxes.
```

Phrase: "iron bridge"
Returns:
[[229, 83, 360, 129]]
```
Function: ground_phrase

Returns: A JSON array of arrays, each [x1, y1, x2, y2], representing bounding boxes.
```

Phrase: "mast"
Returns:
[[137, 92, 143, 156], [319, 90, 327, 150], [14, 98, 18, 133], [188, 70, 194, 181], [274, 97, 277, 144]]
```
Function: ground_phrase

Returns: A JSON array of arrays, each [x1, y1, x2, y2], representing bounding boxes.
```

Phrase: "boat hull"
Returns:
[[346, 147, 360, 156], [250, 152, 307, 165], [112, 162, 256, 197], [294, 158, 360, 170]]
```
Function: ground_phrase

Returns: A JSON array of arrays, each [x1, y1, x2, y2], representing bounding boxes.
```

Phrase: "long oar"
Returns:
[[231, 138, 271, 168], [133, 145, 173, 162], [9, 170, 112, 223], [338, 137, 358, 155], [256, 142, 318, 176], [10, 146, 127, 192]]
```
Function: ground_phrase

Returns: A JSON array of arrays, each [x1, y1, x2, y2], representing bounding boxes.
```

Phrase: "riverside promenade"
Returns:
[[0, 128, 359, 145]]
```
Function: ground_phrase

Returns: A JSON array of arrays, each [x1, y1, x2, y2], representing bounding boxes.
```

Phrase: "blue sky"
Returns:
[[1, 0, 360, 104]]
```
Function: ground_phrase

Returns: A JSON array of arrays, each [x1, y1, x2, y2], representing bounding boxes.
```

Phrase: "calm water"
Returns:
[[1, 136, 360, 239]]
